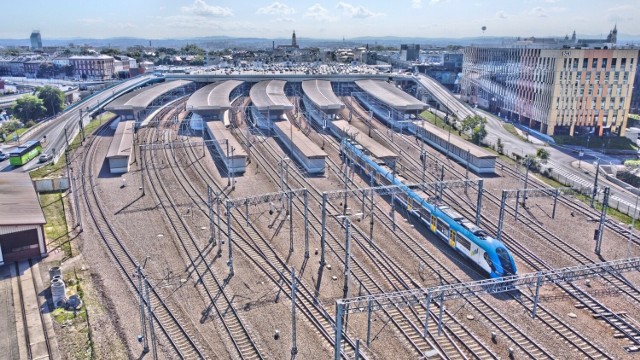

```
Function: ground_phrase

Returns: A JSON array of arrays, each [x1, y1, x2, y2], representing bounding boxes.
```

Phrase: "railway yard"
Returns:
[[22, 77, 640, 360]]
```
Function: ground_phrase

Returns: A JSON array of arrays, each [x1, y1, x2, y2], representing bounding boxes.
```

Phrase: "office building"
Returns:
[[461, 28, 637, 136], [30, 31, 42, 50], [400, 44, 420, 62]]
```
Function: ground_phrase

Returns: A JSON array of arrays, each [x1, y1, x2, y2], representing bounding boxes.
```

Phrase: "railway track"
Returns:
[[168, 101, 368, 359], [234, 108, 503, 359], [142, 109, 264, 360], [80, 123, 207, 359], [303, 110, 556, 359], [336, 96, 617, 358]]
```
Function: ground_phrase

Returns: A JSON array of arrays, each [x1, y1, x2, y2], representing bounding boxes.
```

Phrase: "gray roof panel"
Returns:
[[105, 80, 192, 113], [249, 80, 293, 111], [0, 172, 46, 226], [302, 80, 345, 111], [355, 79, 426, 111], [187, 80, 243, 112]]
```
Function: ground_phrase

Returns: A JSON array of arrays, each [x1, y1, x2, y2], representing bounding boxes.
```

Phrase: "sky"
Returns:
[[2, 0, 639, 40]]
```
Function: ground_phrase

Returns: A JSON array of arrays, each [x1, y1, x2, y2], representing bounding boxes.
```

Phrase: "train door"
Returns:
[[430, 215, 437, 232], [407, 197, 413, 212], [449, 230, 456, 247]]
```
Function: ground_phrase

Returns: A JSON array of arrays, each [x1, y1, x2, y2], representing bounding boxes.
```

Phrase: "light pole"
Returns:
[[626, 186, 639, 258]]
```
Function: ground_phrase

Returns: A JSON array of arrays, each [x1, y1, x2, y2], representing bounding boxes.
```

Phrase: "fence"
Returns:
[[34, 177, 69, 192], [543, 166, 640, 220]]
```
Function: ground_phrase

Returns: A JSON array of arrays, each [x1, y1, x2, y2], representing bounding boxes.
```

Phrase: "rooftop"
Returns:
[[105, 80, 193, 114], [249, 80, 293, 111], [106, 120, 135, 159], [0, 172, 46, 226], [187, 80, 243, 113], [355, 79, 426, 111], [302, 80, 345, 111]]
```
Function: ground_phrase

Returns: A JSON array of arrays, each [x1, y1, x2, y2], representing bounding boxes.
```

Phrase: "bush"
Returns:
[[25, 120, 37, 128], [624, 159, 640, 167]]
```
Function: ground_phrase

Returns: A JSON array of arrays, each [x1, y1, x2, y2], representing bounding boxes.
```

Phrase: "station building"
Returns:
[[0, 173, 47, 265], [461, 27, 638, 136]]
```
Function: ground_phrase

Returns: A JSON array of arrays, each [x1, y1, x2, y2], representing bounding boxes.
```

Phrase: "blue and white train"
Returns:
[[340, 138, 517, 278]]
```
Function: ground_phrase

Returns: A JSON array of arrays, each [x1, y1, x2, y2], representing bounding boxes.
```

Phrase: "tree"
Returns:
[[12, 95, 47, 123], [536, 148, 550, 162], [100, 48, 119, 56], [461, 115, 488, 145], [37, 86, 65, 116], [181, 44, 205, 56]]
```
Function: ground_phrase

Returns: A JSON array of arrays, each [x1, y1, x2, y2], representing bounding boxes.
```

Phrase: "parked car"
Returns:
[[0, 151, 7, 161], [39, 153, 52, 163]]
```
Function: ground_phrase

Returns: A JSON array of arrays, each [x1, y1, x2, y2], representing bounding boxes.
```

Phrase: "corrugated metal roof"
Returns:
[[355, 79, 426, 111], [273, 120, 327, 158], [0, 173, 46, 226], [249, 80, 294, 111], [302, 80, 345, 111], [187, 80, 243, 112], [105, 80, 192, 113]]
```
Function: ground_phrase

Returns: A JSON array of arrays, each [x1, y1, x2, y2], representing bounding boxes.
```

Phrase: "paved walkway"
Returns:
[[0, 265, 21, 360]]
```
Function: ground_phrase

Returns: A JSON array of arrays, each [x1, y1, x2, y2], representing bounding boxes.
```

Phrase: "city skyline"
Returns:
[[1, 0, 639, 41]]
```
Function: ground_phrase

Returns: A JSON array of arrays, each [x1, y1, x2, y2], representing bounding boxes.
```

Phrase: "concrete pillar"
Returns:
[[37, 226, 47, 256]]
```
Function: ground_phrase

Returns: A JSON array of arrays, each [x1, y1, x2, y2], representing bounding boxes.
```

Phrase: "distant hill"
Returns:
[[1, 33, 638, 49]]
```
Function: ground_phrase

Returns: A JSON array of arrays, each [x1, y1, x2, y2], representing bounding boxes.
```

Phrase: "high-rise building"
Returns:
[[30, 30, 42, 50], [400, 44, 420, 62], [461, 27, 637, 136], [291, 30, 298, 48]]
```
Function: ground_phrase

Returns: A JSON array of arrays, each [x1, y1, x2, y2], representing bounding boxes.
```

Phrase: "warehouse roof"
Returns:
[[301, 80, 344, 111], [186, 80, 243, 113], [249, 80, 293, 111], [355, 79, 426, 111], [0, 172, 46, 226], [105, 80, 192, 113]]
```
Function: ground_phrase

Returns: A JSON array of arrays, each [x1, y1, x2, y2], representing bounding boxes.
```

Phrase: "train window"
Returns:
[[436, 219, 449, 235], [457, 235, 471, 250], [496, 248, 516, 275]]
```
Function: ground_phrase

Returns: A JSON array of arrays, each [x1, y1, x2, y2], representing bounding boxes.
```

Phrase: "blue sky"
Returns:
[[2, 0, 638, 40]]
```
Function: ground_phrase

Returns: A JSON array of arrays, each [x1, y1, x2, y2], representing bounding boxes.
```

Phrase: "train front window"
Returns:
[[496, 248, 515, 275], [483, 252, 495, 271]]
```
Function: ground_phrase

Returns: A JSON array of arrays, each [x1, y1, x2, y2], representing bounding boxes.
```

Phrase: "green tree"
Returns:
[[37, 86, 65, 116], [12, 95, 47, 123], [461, 115, 488, 145], [536, 148, 550, 162], [496, 137, 504, 154], [181, 44, 205, 56], [100, 48, 119, 56]]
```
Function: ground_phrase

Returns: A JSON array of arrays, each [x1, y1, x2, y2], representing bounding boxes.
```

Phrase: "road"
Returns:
[[1, 75, 152, 172]]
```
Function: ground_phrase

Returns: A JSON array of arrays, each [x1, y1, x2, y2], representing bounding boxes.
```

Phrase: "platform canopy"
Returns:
[[186, 80, 243, 114], [249, 80, 293, 111], [355, 79, 426, 111], [302, 79, 345, 112], [105, 80, 192, 114]]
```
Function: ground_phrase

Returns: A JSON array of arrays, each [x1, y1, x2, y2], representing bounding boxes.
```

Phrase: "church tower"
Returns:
[[292, 30, 298, 48], [612, 24, 618, 43]]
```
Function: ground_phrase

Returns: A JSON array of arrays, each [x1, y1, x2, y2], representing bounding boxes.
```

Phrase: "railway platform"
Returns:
[[273, 120, 327, 174]]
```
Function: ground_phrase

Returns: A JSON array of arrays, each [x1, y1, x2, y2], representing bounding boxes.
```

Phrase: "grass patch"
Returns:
[[2, 127, 29, 143], [419, 110, 472, 141], [30, 112, 116, 179], [553, 135, 637, 150], [39, 192, 72, 258]]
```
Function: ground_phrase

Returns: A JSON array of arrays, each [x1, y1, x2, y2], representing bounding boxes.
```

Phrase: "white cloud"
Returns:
[[412, 0, 422, 8], [304, 4, 336, 21], [495, 11, 508, 19], [257, 2, 296, 16], [272, 17, 295, 23], [528, 6, 548, 17], [78, 17, 105, 25], [180, 0, 233, 17], [336, 2, 383, 19]]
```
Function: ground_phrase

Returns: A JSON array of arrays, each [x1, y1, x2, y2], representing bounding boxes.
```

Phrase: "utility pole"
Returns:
[[595, 187, 610, 255], [137, 266, 149, 353], [342, 217, 352, 299], [290, 267, 298, 359], [591, 158, 601, 208], [522, 157, 531, 208], [79, 109, 85, 143], [145, 279, 158, 360]]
